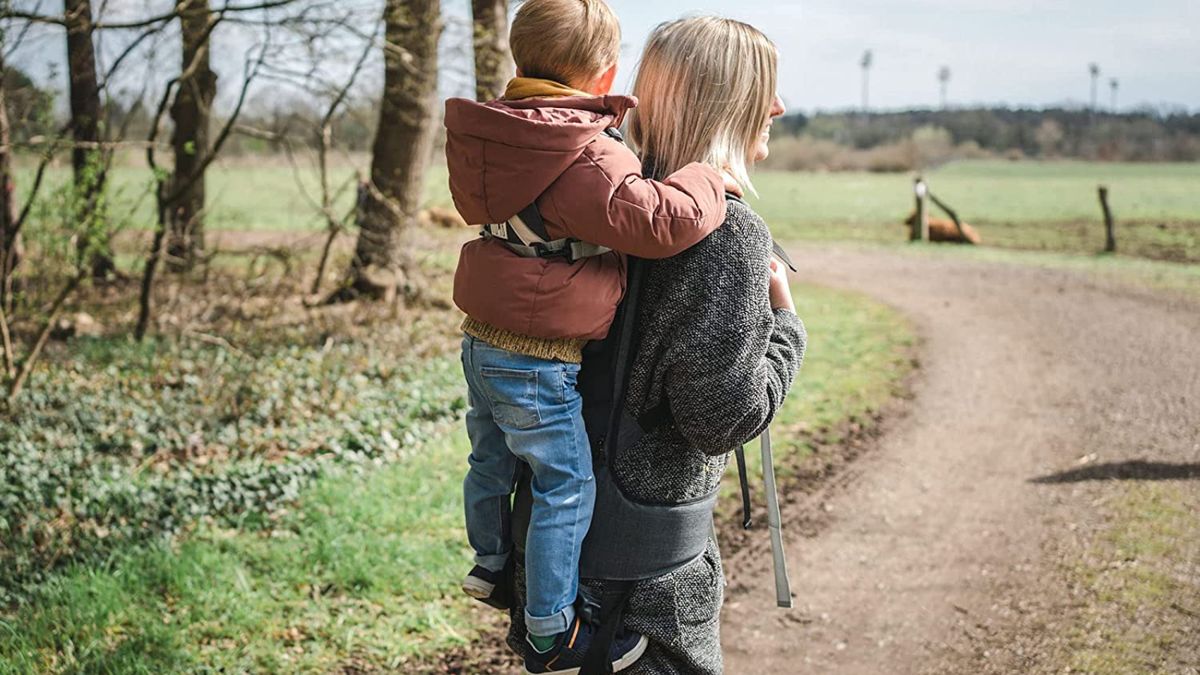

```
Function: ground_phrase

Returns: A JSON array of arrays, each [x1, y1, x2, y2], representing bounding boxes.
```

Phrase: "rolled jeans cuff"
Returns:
[[525, 603, 576, 637], [474, 550, 510, 573]]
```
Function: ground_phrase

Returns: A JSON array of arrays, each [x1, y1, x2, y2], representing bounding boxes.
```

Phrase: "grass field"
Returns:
[[0, 282, 914, 673], [1060, 481, 1200, 672], [16, 159, 1200, 262], [749, 161, 1200, 260]]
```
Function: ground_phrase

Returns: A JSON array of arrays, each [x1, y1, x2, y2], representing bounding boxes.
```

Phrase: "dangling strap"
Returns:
[[735, 446, 753, 529], [761, 428, 793, 608], [579, 580, 636, 675]]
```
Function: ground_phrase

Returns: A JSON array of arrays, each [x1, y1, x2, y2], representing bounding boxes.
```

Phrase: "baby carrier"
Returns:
[[506, 195, 797, 674], [480, 128, 625, 264]]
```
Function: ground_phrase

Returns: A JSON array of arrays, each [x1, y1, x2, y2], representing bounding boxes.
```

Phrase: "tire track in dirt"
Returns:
[[721, 245, 1200, 674]]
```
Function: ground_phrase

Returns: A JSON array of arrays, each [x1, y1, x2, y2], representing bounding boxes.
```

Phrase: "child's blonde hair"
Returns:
[[510, 0, 621, 87], [628, 17, 778, 195]]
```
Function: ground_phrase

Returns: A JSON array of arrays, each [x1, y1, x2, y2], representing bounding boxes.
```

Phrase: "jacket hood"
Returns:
[[444, 93, 637, 225]]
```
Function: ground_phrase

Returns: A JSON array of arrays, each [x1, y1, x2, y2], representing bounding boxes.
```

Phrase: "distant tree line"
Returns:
[[771, 107, 1200, 169]]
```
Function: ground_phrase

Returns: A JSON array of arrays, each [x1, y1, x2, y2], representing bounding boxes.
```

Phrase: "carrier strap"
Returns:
[[771, 240, 799, 273], [579, 580, 636, 675], [514, 203, 550, 241], [735, 446, 753, 529], [761, 428, 793, 608], [481, 127, 625, 264], [483, 229, 610, 262]]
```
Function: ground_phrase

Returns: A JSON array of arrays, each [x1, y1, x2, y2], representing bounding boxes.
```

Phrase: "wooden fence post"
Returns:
[[1098, 185, 1116, 253], [913, 177, 929, 242]]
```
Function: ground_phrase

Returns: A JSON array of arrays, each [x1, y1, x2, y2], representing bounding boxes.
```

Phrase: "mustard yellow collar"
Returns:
[[503, 77, 589, 101]]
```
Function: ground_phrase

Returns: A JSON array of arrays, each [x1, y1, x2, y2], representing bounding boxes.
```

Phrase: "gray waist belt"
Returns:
[[579, 465, 717, 580], [511, 468, 715, 582]]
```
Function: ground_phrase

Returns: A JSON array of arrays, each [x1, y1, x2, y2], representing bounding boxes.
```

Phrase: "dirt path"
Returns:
[[721, 245, 1200, 674]]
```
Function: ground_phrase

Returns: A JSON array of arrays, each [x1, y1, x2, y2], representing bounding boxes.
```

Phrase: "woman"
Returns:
[[507, 16, 805, 674]]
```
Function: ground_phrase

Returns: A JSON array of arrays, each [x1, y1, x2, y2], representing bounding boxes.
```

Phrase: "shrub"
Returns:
[[761, 126, 989, 173]]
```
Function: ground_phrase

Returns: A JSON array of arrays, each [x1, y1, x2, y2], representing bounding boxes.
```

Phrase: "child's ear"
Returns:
[[587, 64, 618, 95]]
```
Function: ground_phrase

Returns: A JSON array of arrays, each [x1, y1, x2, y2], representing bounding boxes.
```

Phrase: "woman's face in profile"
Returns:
[[753, 94, 787, 163]]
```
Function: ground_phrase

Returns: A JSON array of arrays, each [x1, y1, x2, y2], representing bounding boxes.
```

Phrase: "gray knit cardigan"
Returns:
[[506, 198, 807, 674]]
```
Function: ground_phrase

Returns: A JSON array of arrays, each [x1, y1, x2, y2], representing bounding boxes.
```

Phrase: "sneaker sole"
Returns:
[[461, 576, 496, 600], [613, 635, 650, 672], [523, 634, 649, 675]]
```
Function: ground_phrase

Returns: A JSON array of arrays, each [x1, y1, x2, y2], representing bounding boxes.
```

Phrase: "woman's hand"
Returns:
[[768, 257, 795, 312]]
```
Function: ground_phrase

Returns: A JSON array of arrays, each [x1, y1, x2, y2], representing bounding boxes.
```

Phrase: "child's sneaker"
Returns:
[[461, 564, 510, 610], [524, 616, 648, 674]]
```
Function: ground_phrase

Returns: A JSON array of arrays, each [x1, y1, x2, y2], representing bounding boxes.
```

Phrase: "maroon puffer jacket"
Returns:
[[446, 92, 726, 341]]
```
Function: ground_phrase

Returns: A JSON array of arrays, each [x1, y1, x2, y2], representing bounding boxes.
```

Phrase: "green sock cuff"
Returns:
[[528, 632, 558, 653]]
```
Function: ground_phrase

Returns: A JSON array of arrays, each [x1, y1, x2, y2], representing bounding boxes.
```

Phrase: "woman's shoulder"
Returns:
[[708, 195, 772, 255]]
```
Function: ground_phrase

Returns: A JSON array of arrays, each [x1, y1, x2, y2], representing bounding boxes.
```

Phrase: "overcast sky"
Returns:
[[592, 0, 1200, 113], [13, 0, 1200, 116]]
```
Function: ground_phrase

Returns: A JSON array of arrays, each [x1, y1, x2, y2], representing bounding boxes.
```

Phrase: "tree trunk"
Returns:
[[343, 0, 442, 301], [471, 0, 512, 102], [64, 0, 114, 279], [0, 51, 23, 314], [166, 0, 217, 273]]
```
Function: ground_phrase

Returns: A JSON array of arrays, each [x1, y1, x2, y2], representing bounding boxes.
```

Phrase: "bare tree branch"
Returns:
[[2, 0, 304, 30], [0, 299, 13, 379], [2, 0, 46, 60], [7, 270, 85, 401], [137, 36, 270, 340]]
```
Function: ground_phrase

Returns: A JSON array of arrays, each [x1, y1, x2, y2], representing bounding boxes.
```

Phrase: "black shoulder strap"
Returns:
[[579, 580, 636, 675], [515, 203, 552, 242], [772, 241, 798, 273], [603, 256, 646, 454]]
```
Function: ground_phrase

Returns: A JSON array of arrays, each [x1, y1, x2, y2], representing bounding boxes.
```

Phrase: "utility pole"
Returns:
[[860, 49, 873, 115], [938, 66, 951, 110], [1109, 77, 1119, 112], [1088, 62, 1100, 112]]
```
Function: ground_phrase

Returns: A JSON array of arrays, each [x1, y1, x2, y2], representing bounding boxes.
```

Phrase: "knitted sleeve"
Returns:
[[661, 206, 807, 455]]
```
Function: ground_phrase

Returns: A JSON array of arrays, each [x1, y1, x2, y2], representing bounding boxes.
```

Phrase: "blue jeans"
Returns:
[[460, 336, 594, 637]]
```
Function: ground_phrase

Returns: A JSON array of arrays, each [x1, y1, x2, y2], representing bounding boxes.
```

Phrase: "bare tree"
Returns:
[[938, 65, 950, 110], [64, 0, 116, 279], [166, 0, 218, 273], [1088, 62, 1100, 112], [341, 0, 442, 301], [1109, 77, 1119, 112], [309, 26, 378, 295], [0, 51, 19, 378], [136, 37, 267, 340], [471, 0, 512, 102]]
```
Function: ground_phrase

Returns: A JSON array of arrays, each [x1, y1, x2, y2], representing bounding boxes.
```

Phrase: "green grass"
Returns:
[[751, 160, 1200, 231], [748, 161, 1200, 262], [0, 283, 915, 673], [1062, 482, 1200, 673], [19, 158, 1200, 241], [14, 160, 455, 234], [0, 431, 475, 674], [779, 282, 915, 437], [728, 282, 915, 498]]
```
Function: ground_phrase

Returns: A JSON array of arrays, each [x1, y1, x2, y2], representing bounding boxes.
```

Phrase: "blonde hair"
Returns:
[[628, 17, 778, 195], [510, 0, 621, 88]]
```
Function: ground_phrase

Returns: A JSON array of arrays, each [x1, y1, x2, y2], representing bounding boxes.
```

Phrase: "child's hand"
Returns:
[[768, 258, 795, 312], [721, 169, 743, 197]]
